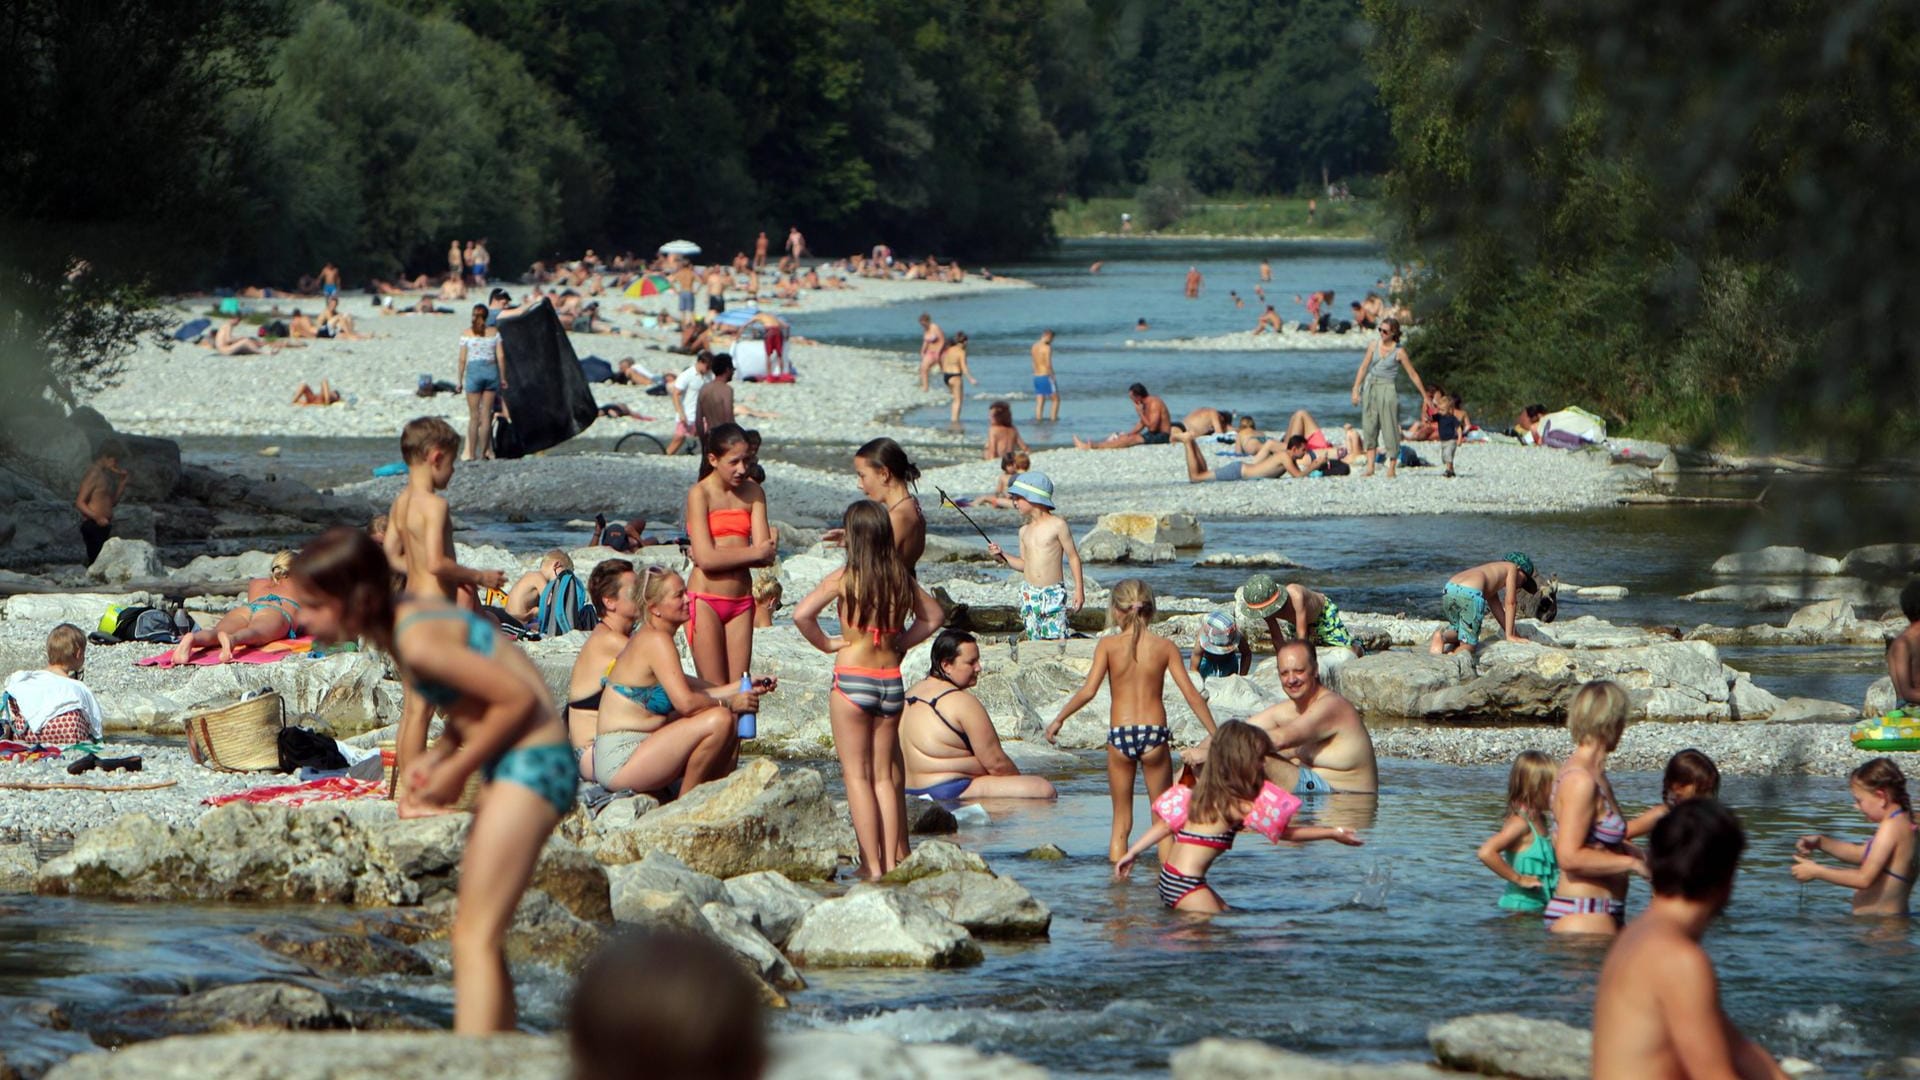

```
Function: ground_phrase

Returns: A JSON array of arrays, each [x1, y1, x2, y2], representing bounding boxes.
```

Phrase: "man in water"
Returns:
[[1184, 266, 1202, 299], [1134, 317, 1150, 331], [1192, 641, 1377, 794], [1259, 258, 1272, 283], [1031, 329, 1059, 422], [73, 440, 129, 565], [1075, 383, 1172, 449], [1592, 799, 1788, 1080]]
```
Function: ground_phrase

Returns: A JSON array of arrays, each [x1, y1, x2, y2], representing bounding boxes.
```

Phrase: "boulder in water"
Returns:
[[87, 538, 164, 584], [1839, 543, 1920, 580], [1170, 1038, 1440, 1078], [701, 901, 806, 991], [1076, 526, 1175, 564], [1710, 546, 1842, 576], [904, 869, 1051, 938], [786, 885, 982, 968], [587, 760, 854, 880], [1428, 1013, 1591, 1080], [721, 870, 821, 948], [881, 839, 990, 884], [1097, 511, 1203, 548]]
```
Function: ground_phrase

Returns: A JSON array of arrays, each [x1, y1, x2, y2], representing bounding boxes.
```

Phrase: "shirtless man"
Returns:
[[1592, 799, 1787, 1080], [671, 260, 698, 327], [74, 440, 129, 565], [785, 226, 805, 261], [901, 630, 1058, 801], [1174, 427, 1289, 484], [1074, 383, 1172, 449], [916, 313, 945, 392], [753, 231, 769, 269], [318, 262, 341, 300], [1228, 641, 1378, 795], [1253, 305, 1285, 334], [1179, 407, 1233, 437], [288, 310, 320, 339], [504, 549, 572, 623], [703, 265, 729, 316], [207, 316, 268, 355], [1239, 573, 1363, 656], [1430, 554, 1538, 655], [1889, 580, 1920, 710], [1184, 265, 1202, 299], [1280, 430, 1364, 476], [1259, 258, 1272, 283], [384, 417, 508, 812], [1030, 329, 1059, 422]]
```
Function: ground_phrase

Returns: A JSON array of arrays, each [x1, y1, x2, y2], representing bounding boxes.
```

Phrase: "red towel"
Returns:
[[202, 776, 386, 807], [137, 641, 308, 667]]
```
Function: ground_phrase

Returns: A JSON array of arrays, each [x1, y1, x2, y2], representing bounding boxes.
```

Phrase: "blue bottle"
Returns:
[[736, 673, 757, 739]]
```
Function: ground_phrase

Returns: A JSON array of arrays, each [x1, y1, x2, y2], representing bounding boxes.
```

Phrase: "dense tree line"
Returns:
[[1365, 0, 1920, 453]]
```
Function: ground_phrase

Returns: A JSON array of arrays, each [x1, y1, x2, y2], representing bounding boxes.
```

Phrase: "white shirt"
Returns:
[[4, 670, 103, 739], [675, 366, 712, 424]]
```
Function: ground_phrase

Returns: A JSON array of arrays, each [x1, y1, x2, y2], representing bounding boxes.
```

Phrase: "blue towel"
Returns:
[[174, 318, 211, 341], [372, 461, 408, 478]]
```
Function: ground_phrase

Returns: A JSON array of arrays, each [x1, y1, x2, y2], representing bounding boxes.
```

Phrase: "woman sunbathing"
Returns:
[[170, 551, 304, 665]]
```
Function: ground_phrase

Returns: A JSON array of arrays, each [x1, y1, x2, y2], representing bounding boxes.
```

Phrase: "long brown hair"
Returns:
[[1853, 757, 1913, 818], [1191, 721, 1272, 826], [1108, 578, 1155, 657], [291, 526, 396, 652], [838, 500, 912, 637]]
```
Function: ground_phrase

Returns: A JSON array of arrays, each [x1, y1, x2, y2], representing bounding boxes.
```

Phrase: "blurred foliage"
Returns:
[[1365, 0, 1920, 456]]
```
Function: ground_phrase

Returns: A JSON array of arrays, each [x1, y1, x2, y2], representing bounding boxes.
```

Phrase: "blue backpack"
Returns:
[[535, 570, 598, 636]]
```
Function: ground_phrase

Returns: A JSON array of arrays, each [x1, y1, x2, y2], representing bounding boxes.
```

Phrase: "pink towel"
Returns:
[[137, 645, 292, 667], [203, 776, 386, 807]]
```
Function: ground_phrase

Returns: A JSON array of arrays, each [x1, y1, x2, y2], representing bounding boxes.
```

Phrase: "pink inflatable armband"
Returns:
[[1243, 782, 1301, 843], [1153, 784, 1194, 831]]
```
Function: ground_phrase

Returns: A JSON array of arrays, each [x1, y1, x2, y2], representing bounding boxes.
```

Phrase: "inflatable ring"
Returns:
[[1850, 710, 1920, 753]]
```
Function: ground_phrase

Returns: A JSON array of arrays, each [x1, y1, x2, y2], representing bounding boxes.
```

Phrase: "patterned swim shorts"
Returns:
[[1021, 581, 1069, 640]]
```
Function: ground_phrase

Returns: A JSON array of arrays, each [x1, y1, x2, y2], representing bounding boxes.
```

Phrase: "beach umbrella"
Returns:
[[658, 239, 702, 256], [623, 274, 670, 299]]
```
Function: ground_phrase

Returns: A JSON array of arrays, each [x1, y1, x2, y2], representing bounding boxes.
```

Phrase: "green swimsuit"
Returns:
[[1497, 818, 1560, 913]]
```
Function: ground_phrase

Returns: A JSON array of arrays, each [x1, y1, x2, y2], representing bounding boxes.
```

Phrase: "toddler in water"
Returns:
[[1791, 757, 1917, 916], [1047, 579, 1216, 860], [1627, 748, 1721, 839], [1475, 750, 1559, 913], [1114, 721, 1361, 912]]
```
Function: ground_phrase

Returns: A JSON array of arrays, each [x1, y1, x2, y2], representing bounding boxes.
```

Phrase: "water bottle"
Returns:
[[735, 673, 757, 739]]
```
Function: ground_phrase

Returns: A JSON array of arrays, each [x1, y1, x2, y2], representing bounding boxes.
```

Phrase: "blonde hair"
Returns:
[[629, 565, 680, 615], [752, 568, 782, 603], [1567, 680, 1630, 748], [270, 550, 296, 581], [1108, 578, 1156, 655], [543, 549, 574, 573], [1506, 750, 1556, 817], [46, 623, 86, 669]]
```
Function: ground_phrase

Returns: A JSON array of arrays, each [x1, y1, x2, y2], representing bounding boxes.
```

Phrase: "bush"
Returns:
[[1136, 161, 1196, 231]]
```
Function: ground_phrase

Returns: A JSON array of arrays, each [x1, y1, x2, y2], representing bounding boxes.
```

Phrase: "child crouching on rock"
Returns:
[[1114, 721, 1361, 912], [293, 526, 572, 1033], [1047, 579, 1216, 861]]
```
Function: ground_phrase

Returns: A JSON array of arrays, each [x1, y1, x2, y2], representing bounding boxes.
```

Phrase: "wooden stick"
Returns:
[[1619, 486, 1769, 507], [0, 779, 178, 792]]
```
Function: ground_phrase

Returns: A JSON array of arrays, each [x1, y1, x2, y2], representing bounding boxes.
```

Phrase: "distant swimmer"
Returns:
[[1184, 266, 1202, 299], [1089, 261, 1104, 274], [1259, 258, 1272, 283], [1229, 290, 1245, 309], [1254, 306, 1284, 334], [1135, 317, 1150, 331]]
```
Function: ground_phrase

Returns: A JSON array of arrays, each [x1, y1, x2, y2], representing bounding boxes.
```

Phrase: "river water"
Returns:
[[51, 239, 1905, 1074], [2, 762, 1912, 1076]]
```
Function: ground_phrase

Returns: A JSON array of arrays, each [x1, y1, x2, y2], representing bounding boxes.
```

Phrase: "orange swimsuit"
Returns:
[[689, 507, 756, 634]]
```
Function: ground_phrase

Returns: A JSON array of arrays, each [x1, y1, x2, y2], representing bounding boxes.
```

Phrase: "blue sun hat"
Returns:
[[1008, 472, 1055, 509]]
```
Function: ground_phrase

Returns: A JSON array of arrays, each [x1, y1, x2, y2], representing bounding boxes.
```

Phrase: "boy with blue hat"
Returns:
[[1429, 553, 1540, 656], [986, 472, 1083, 640]]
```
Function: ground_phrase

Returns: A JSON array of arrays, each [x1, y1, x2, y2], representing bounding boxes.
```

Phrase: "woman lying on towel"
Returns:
[[170, 551, 304, 665]]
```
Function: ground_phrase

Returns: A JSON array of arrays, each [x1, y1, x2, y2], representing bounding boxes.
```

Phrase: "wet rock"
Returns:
[[1841, 543, 1920, 580], [1519, 616, 1661, 649], [116, 982, 355, 1037], [882, 839, 991, 883], [722, 870, 821, 947], [87, 538, 164, 584], [1194, 551, 1303, 569], [998, 739, 1082, 774], [1711, 546, 1842, 576], [907, 799, 958, 835], [1324, 651, 1474, 719], [767, 1031, 1048, 1080], [251, 927, 434, 977], [1572, 585, 1629, 600], [1428, 1013, 1590, 1080], [701, 901, 805, 991], [1024, 844, 1067, 860], [786, 885, 982, 968], [904, 869, 1051, 938], [1170, 1038, 1443, 1078], [608, 882, 708, 931], [1097, 511, 1203, 548], [0, 843, 36, 893], [1076, 527, 1175, 564], [588, 760, 854, 880], [1729, 676, 1786, 720], [1682, 579, 1896, 610], [604, 850, 729, 909], [1787, 599, 1860, 634], [42, 1032, 568, 1080]]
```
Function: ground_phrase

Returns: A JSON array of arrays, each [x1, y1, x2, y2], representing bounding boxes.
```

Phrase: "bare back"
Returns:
[[1101, 631, 1180, 725], [1031, 339, 1052, 375], [388, 486, 459, 601]]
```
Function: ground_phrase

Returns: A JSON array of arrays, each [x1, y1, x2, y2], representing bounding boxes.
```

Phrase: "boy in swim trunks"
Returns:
[[1429, 553, 1539, 656], [985, 472, 1083, 640], [73, 440, 129, 565], [1889, 580, 1920, 711], [1240, 573, 1364, 657], [1030, 329, 1059, 422], [1592, 799, 1787, 1080]]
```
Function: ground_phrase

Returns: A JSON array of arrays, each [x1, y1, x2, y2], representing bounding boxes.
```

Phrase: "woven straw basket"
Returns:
[[184, 693, 286, 772], [379, 739, 483, 810]]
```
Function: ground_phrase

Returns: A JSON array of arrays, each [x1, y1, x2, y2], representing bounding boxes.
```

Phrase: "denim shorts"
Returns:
[[465, 359, 500, 393]]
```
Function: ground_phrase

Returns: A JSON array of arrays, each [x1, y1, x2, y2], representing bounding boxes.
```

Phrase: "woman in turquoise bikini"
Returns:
[[291, 527, 572, 1033], [169, 550, 304, 665], [596, 566, 769, 797]]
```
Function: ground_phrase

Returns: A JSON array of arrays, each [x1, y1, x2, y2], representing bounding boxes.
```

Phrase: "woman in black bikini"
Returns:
[[900, 630, 1057, 802]]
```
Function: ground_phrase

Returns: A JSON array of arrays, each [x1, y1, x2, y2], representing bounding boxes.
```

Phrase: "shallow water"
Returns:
[[3, 760, 1911, 1076]]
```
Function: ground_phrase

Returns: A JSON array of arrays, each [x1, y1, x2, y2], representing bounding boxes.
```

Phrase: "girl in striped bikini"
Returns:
[[794, 500, 945, 879], [1114, 721, 1361, 913]]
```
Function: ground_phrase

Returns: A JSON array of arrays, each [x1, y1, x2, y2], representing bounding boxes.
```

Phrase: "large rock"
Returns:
[[767, 1031, 1049, 1080], [87, 537, 164, 584], [1682, 578, 1896, 610], [43, 1032, 567, 1080], [1323, 651, 1474, 719], [0, 413, 94, 493], [604, 850, 729, 909], [155, 651, 402, 737], [1076, 527, 1175, 564], [722, 870, 821, 947], [1519, 616, 1662, 650], [1840, 543, 1920, 580], [115, 981, 359, 1036], [0, 842, 37, 893], [1170, 1039, 1442, 1078], [587, 760, 855, 880], [170, 550, 277, 583], [786, 885, 983, 968], [1711, 546, 1842, 576], [1865, 676, 1900, 718], [701, 901, 806, 991], [881, 839, 991, 883], [4, 591, 158, 626], [1097, 511, 1203, 548], [1427, 1013, 1590, 1080], [1766, 697, 1861, 724], [251, 926, 434, 977], [904, 870, 1051, 938]]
